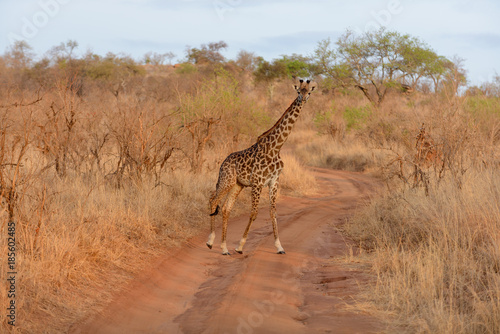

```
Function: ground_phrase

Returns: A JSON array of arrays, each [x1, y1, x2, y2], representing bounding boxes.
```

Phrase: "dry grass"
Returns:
[[1, 65, 500, 333], [279, 152, 317, 196], [0, 161, 218, 332], [278, 89, 500, 333], [345, 169, 500, 333], [293, 133, 384, 173], [0, 77, 318, 333], [338, 92, 500, 333]]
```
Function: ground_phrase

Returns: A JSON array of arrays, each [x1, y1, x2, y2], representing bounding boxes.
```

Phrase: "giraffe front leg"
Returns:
[[269, 178, 285, 254], [235, 185, 262, 254]]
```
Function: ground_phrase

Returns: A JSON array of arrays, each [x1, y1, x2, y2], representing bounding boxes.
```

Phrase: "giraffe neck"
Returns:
[[257, 96, 304, 152]]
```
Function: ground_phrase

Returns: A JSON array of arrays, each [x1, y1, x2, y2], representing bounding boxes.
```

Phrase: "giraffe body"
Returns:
[[207, 79, 316, 255]]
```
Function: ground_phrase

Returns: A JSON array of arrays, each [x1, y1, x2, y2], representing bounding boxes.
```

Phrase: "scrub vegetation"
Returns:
[[1, 29, 499, 333]]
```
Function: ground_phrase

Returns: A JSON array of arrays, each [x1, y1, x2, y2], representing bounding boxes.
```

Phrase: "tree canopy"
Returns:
[[314, 28, 454, 105], [186, 41, 228, 65], [254, 54, 319, 83], [1, 33, 470, 101]]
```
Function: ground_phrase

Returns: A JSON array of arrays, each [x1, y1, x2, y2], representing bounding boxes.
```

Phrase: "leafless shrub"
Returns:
[[106, 98, 178, 187], [183, 117, 220, 173]]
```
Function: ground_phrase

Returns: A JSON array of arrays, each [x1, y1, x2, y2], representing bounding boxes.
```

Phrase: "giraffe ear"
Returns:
[[293, 77, 301, 90], [309, 82, 317, 92]]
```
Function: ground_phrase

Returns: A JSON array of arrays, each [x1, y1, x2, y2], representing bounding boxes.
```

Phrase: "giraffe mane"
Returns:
[[257, 96, 299, 142]]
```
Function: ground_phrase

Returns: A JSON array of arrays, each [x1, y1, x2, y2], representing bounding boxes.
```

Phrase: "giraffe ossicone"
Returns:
[[207, 78, 317, 255]]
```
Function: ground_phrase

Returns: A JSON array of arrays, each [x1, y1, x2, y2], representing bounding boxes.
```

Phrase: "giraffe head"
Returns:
[[293, 79, 317, 102]]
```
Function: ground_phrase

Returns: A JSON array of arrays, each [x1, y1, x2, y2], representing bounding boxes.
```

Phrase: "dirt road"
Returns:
[[72, 168, 383, 334]]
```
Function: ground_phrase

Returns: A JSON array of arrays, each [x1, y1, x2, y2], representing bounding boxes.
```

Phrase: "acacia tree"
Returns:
[[253, 57, 287, 100], [441, 56, 467, 97], [85, 52, 145, 98], [235, 50, 259, 72], [47, 40, 79, 63], [185, 41, 228, 65], [4, 40, 35, 70], [314, 28, 449, 105], [143, 51, 176, 65], [253, 54, 318, 100]]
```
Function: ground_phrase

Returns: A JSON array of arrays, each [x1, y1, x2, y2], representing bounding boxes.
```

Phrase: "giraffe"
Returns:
[[415, 123, 443, 168], [206, 79, 317, 255]]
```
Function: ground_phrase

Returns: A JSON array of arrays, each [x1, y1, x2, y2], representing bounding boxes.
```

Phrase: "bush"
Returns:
[[343, 105, 371, 131]]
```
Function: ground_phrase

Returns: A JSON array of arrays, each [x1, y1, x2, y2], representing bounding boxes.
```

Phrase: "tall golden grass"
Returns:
[[346, 169, 500, 333], [339, 93, 500, 333], [281, 87, 500, 333]]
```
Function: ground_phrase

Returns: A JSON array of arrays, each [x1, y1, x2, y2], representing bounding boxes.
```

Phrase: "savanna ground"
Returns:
[[1, 36, 500, 333]]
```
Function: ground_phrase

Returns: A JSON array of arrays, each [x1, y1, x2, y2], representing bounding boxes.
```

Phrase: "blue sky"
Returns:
[[1, 0, 499, 85]]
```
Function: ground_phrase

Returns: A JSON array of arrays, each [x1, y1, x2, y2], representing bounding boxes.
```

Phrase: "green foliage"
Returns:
[[275, 54, 320, 79], [175, 63, 198, 74], [313, 108, 335, 130], [465, 96, 500, 118], [27, 58, 51, 84], [313, 28, 452, 105], [242, 106, 272, 137], [180, 69, 236, 119], [254, 54, 319, 83], [179, 68, 271, 138], [85, 53, 145, 81], [253, 58, 287, 83], [343, 105, 372, 130]]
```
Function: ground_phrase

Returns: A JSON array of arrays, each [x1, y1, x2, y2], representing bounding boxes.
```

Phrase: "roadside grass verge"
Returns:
[[344, 169, 500, 333]]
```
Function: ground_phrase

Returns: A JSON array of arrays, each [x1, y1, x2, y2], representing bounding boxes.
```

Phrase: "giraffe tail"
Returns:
[[209, 205, 220, 216]]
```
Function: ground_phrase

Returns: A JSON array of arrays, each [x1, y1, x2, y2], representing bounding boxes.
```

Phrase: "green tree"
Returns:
[[422, 55, 452, 93], [86, 52, 146, 97], [253, 57, 287, 100], [314, 28, 450, 105], [253, 57, 287, 83], [275, 54, 320, 79], [254, 54, 319, 82]]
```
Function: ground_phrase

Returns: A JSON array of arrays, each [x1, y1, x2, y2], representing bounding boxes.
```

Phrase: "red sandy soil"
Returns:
[[71, 168, 384, 334]]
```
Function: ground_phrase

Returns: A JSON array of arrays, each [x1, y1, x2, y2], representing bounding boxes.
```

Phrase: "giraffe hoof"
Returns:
[[206, 243, 213, 249], [222, 251, 231, 256], [277, 250, 286, 254], [235, 249, 243, 254]]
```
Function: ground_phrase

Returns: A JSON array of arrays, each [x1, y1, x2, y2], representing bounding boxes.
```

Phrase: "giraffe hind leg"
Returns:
[[220, 183, 244, 255], [207, 179, 234, 250]]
